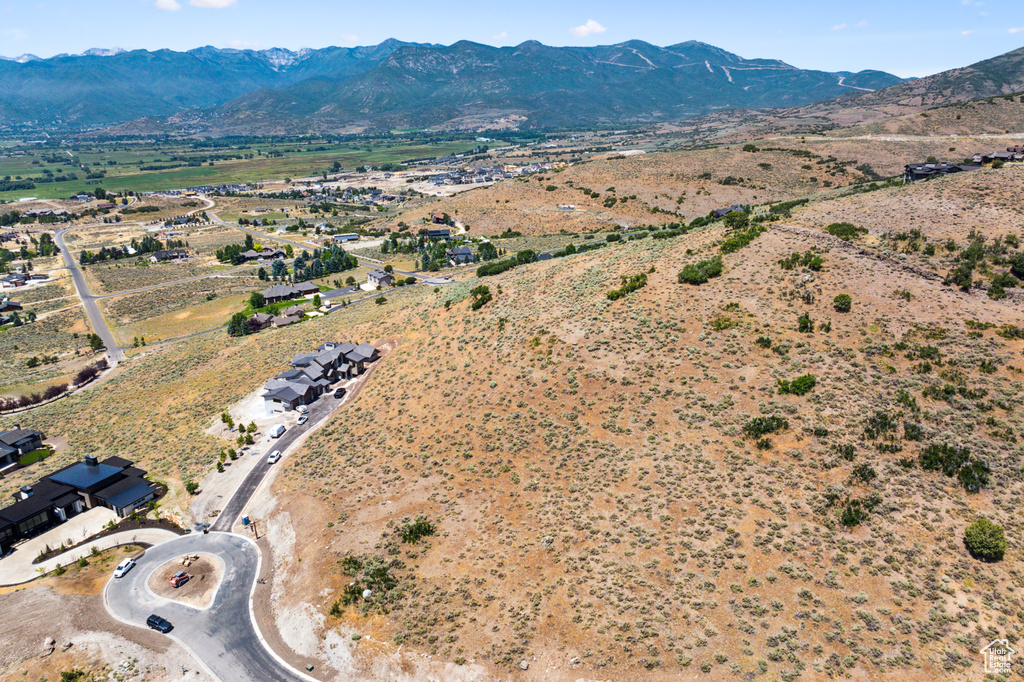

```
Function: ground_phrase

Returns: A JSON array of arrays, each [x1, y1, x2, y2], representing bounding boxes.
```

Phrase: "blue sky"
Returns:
[[1, 0, 1022, 77]]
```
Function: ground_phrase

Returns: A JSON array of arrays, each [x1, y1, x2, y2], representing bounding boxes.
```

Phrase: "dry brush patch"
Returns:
[[267, 225, 1023, 680]]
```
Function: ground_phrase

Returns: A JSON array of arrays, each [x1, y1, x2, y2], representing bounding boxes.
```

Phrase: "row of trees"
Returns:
[[0, 359, 107, 413]]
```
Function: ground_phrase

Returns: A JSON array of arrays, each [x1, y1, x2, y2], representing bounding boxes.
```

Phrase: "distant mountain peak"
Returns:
[[81, 47, 126, 57], [1, 53, 42, 63]]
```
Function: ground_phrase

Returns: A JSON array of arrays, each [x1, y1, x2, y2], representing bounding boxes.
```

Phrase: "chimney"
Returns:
[[19, 486, 33, 500], [84, 454, 98, 467], [13, 423, 19, 430]]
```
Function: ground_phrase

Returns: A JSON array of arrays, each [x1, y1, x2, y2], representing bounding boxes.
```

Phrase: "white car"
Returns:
[[114, 558, 136, 578], [296, 405, 309, 415], [297, 415, 308, 425], [267, 451, 281, 464]]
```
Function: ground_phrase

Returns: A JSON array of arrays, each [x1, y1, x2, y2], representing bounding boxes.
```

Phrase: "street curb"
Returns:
[[230, 531, 321, 682]]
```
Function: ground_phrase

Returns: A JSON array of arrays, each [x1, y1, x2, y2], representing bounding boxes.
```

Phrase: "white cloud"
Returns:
[[962, 29, 975, 35], [570, 19, 607, 38], [154, 0, 181, 9], [340, 33, 360, 44], [491, 31, 509, 41], [189, 0, 236, 7], [831, 23, 848, 31], [857, 20, 868, 27], [1010, 27, 1024, 33]]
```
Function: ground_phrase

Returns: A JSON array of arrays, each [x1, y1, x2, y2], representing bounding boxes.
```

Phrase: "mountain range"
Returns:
[[0, 40, 905, 133]]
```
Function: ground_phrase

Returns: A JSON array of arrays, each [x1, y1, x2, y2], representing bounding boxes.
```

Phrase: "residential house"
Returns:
[[241, 248, 286, 261], [432, 211, 448, 225], [262, 282, 320, 304], [712, 205, 746, 219], [282, 305, 305, 318], [261, 340, 377, 415], [426, 228, 451, 240], [332, 234, 359, 243], [447, 246, 474, 265], [0, 455, 158, 554], [367, 269, 395, 287], [271, 315, 300, 328], [0, 298, 22, 314], [148, 248, 188, 263], [249, 312, 274, 332], [904, 163, 980, 182], [0, 426, 44, 469]]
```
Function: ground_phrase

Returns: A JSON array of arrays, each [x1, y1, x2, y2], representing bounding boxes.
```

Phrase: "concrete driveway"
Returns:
[[104, 532, 312, 682]]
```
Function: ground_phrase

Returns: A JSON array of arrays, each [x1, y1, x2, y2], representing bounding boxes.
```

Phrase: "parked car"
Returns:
[[269, 424, 285, 438], [297, 405, 309, 415], [113, 558, 136, 578], [146, 614, 173, 633], [334, 388, 346, 399], [169, 570, 190, 588], [297, 415, 308, 425], [267, 451, 281, 464]]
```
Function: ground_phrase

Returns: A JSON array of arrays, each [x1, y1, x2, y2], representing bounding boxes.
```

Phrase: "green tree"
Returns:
[[258, 267, 268, 281], [964, 518, 1006, 561], [797, 312, 814, 334], [185, 481, 199, 495], [833, 293, 852, 312], [227, 312, 250, 337], [312, 293, 322, 307], [249, 292, 266, 309]]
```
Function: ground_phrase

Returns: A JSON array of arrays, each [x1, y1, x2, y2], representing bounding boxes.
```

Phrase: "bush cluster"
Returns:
[[607, 273, 648, 301], [919, 443, 990, 492], [678, 256, 723, 285], [777, 374, 816, 396]]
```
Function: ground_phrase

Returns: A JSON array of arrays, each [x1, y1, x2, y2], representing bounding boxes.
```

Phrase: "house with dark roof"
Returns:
[[262, 340, 377, 414], [250, 312, 274, 332], [148, 248, 188, 263], [0, 454, 157, 554], [426, 228, 451, 240], [712, 205, 746, 219], [447, 246, 474, 265], [904, 163, 980, 183], [262, 282, 320, 304], [0, 427, 44, 469], [367, 269, 395, 287], [272, 314, 300, 328], [0, 298, 23, 314]]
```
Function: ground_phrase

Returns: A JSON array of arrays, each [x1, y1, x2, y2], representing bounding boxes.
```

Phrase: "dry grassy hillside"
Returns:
[[381, 139, 1016, 238], [834, 93, 1024, 138], [252, 192, 1024, 679]]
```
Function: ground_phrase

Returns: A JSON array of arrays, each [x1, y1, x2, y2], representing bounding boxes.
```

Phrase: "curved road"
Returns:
[[104, 533, 311, 682]]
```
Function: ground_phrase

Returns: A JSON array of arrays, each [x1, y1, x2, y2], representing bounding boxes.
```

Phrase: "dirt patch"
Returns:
[[147, 554, 223, 610]]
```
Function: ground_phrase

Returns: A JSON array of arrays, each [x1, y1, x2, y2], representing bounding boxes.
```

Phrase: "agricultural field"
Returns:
[[0, 137, 493, 201]]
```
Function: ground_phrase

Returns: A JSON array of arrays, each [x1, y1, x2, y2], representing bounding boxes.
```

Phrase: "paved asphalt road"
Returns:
[[104, 533, 310, 682], [210, 387, 347, 532], [54, 227, 126, 366]]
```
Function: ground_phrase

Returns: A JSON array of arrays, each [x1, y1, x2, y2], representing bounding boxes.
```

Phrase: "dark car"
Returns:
[[146, 614, 173, 633], [334, 387, 346, 399]]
